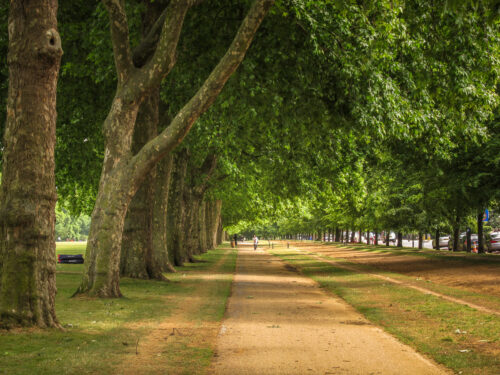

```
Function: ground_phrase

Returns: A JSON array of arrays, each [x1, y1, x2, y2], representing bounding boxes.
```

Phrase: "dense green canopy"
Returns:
[[1, 0, 499, 239]]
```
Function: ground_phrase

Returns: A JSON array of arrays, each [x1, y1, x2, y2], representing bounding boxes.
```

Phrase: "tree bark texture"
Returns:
[[477, 212, 484, 253], [120, 92, 166, 280], [397, 232, 403, 248], [435, 229, 440, 250], [452, 216, 460, 252], [152, 154, 175, 272], [216, 215, 223, 246], [0, 0, 62, 328], [418, 232, 423, 249], [76, 0, 274, 297], [167, 151, 189, 266], [183, 189, 202, 261], [211, 200, 222, 249], [198, 201, 208, 253]]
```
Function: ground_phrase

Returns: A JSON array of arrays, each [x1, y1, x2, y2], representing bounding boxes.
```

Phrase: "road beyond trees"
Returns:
[[210, 243, 448, 375]]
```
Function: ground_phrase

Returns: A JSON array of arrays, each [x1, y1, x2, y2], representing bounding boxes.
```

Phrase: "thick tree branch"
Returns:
[[129, 0, 190, 94], [127, 0, 275, 192], [194, 154, 218, 196], [132, 7, 169, 67], [103, 0, 134, 82], [132, 0, 207, 67]]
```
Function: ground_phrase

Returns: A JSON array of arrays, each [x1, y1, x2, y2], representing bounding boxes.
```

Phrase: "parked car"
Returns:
[[448, 233, 479, 251], [432, 235, 450, 249], [381, 232, 396, 244], [486, 232, 500, 252]]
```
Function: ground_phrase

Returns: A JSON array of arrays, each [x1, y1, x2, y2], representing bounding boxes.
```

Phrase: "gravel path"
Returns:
[[210, 245, 449, 375]]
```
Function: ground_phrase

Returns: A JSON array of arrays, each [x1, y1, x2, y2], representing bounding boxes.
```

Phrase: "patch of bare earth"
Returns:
[[210, 246, 450, 375], [115, 251, 231, 375]]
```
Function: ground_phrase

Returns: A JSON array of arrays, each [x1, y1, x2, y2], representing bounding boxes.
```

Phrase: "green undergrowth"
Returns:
[[0, 243, 237, 375], [271, 249, 500, 375]]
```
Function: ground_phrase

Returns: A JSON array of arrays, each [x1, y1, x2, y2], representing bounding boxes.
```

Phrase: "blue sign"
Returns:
[[483, 209, 489, 222]]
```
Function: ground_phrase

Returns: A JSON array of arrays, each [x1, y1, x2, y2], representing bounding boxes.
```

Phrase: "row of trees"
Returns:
[[0, 0, 273, 328], [0, 1, 499, 329]]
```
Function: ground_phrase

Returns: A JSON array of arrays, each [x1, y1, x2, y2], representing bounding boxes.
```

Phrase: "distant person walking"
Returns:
[[233, 234, 238, 247], [253, 235, 259, 250]]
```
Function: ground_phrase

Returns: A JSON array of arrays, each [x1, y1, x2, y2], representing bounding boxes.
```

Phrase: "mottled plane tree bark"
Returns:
[[183, 155, 217, 260], [0, 0, 63, 328], [75, 0, 275, 297]]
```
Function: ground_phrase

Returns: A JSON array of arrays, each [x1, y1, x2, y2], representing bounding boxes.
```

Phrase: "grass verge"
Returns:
[[270, 248, 500, 375], [0, 243, 236, 375]]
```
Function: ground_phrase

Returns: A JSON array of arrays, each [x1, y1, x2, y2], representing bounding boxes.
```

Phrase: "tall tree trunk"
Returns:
[[434, 229, 440, 250], [0, 0, 62, 328], [477, 212, 484, 253], [397, 232, 403, 247], [211, 200, 222, 249], [121, 92, 165, 280], [205, 202, 214, 250], [198, 201, 208, 253], [152, 154, 175, 272], [216, 216, 223, 246], [466, 228, 472, 253], [350, 230, 355, 243], [418, 232, 423, 249], [385, 231, 390, 247], [183, 190, 202, 261], [452, 216, 460, 252], [374, 231, 379, 245], [167, 151, 190, 266]]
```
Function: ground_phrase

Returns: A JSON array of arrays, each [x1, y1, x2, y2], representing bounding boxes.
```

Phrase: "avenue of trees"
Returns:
[[0, 0, 499, 329]]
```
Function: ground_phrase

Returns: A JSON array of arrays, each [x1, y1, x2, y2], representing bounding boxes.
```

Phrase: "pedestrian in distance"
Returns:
[[233, 234, 238, 247], [253, 235, 259, 250]]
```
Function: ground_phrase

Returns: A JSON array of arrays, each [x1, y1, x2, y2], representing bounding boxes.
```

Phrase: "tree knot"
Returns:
[[36, 28, 63, 61]]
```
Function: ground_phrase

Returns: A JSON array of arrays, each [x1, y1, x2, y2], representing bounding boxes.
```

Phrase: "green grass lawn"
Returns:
[[271, 248, 500, 375], [0, 243, 236, 375]]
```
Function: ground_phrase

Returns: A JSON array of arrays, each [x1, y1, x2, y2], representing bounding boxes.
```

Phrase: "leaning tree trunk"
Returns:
[[0, 0, 62, 328], [152, 154, 175, 272]]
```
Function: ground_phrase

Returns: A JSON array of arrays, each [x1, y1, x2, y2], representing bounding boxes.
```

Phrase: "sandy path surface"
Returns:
[[210, 246, 448, 375]]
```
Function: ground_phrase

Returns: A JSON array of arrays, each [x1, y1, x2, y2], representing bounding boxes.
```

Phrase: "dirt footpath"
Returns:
[[210, 245, 449, 375]]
